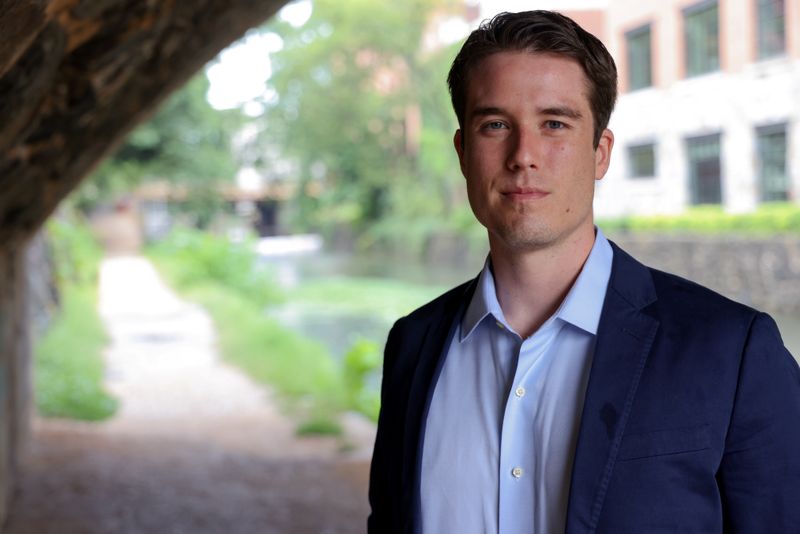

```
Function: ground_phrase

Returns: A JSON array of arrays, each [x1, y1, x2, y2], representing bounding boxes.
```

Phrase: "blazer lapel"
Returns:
[[566, 244, 660, 534]]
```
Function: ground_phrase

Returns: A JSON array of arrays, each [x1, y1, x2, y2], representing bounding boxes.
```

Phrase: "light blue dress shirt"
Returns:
[[420, 229, 613, 534]]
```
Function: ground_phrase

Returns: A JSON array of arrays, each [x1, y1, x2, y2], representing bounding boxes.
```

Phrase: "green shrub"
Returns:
[[47, 212, 104, 288], [33, 215, 117, 421], [148, 228, 283, 307], [342, 338, 381, 421], [147, 228, 348, 434], [34, 285, 118, 421], [598, 204, 800, 234]]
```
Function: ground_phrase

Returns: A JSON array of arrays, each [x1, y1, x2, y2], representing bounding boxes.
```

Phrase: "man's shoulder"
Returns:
[[611, 241, 759, 319], [649, 266, 762, 326], [394, 278, 476, 330]]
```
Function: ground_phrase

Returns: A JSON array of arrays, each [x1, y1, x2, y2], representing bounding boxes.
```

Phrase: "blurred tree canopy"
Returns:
[[258, 0, 477, 247], [74, 73, 244, 225]]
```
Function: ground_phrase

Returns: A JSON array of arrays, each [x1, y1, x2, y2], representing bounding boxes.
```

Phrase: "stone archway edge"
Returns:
[[0, 0, 290, 525], [0, 0, 289, 246]]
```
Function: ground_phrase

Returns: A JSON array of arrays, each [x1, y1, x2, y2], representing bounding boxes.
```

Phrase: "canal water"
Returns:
[[259, 242, 800, 365]]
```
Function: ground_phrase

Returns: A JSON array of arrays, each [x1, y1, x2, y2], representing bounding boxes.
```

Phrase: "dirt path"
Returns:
[[4, 257, 373, 534]]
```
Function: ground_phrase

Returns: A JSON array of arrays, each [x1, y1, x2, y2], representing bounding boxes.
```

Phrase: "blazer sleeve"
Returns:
[[367, 320, 403, 533], [716, 312, 800, 533]]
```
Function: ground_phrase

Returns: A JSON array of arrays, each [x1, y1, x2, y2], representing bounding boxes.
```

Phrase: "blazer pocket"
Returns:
[[618, 424, 711, 461]]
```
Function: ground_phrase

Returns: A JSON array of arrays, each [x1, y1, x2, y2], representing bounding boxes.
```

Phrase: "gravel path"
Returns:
[[5, 256, 373, 534]]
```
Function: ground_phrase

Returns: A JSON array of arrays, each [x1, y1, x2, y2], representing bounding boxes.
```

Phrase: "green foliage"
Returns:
[[34, 286, 117, 421], [34, 213, 117, 421], [287, 276, 445, 321], [147, 228, 350, 433], [148, 228, 284, 307], [180, 284, 346, 420], [74, 73, 243, 225], [342, 338, 381, 421], [47, 211, 104, 288], [598, 203, 800, 234], [259, 0, 465, 238], [296, 418, 344, 436]]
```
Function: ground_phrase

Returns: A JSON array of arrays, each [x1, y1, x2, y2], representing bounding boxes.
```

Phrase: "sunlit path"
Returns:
[[5, 256, 370, 534], [97, 256, 310, 452]]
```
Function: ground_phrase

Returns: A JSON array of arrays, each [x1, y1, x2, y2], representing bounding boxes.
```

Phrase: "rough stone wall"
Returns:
[[0, 242, 30, 526], [422, 231, 800, 314], [607, 233, 800, 313], [0, 0, 290, 526], [0, 0, 289, 247]]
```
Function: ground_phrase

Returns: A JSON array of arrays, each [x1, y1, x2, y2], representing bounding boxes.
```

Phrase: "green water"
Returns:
[[264, 251, 800, 363]]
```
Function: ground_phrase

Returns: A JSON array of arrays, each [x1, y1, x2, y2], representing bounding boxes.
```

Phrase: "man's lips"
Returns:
[[501, 187, 549, 200]]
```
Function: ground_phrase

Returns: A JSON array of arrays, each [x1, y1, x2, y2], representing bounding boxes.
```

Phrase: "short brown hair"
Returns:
[[447, 10, 617, 148]]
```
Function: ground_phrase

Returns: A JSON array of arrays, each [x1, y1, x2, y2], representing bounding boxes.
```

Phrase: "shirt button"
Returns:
[[515, 386, 526, 398], [511, 467, 524, 479]]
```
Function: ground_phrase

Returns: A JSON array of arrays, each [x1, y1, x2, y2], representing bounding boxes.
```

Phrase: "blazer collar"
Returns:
[[401, 242, 659, 534], [566, 241, 660, 533]]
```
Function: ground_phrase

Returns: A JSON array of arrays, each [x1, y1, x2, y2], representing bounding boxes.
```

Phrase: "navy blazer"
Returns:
[[368, 243, 800, 533]]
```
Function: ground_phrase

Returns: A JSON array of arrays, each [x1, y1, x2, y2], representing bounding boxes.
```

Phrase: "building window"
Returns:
[[628, 143, 656, 178], [684, 1, 719, 77], [757, 0, 786, 59], [757, 124, 789, 202], [686, 133, 722, 205], [626, 25, 652, 90]]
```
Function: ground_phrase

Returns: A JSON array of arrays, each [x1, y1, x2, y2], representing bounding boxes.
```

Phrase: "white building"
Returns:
[[587, 0, 800, 216]]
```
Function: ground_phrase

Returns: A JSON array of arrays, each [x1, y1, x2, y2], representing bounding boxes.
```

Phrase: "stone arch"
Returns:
[[0, 0, 288, 522]]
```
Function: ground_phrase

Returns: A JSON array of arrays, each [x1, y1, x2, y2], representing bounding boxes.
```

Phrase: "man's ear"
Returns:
[[594, 128, 614, 181], [453, 129, 466, 176]]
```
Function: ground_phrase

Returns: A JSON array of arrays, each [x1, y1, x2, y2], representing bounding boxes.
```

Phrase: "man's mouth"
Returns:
[[501, 187, 549, 200]]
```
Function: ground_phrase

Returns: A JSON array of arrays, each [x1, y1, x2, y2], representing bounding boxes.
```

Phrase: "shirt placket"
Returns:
[[497, 322, 560, 534]]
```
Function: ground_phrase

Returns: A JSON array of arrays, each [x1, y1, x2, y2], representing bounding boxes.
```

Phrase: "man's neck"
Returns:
[[489, 228, 596, 339]]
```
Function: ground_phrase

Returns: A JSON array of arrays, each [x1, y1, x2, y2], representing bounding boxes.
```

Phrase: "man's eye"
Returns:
[[545, 120, 565, 129], [484, 121, 506, 130]]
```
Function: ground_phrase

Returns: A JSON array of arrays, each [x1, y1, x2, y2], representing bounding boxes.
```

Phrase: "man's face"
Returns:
[[454, 51, 613, 254]]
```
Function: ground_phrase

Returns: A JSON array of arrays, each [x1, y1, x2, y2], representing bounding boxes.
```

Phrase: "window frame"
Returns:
[[683, 0, 720, 77], [756, 0, 786, 60], [625, 23, 653, 91], [685, 132, 723, 205], [756, 122, 790, 202], [627, 142, 657, 179]]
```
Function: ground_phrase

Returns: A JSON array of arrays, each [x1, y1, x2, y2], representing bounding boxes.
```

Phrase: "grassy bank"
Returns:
[[286, 276, 446, 320], [147, 230, 354, 433], [147, 229, 451, 431], [34, 215, 117, 421]]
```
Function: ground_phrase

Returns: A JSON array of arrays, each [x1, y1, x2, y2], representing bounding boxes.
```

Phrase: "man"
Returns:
[[368, 10, 800, 534]]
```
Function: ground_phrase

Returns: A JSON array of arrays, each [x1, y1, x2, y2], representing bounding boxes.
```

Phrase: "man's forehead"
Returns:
[[463, 51, 592, 114]]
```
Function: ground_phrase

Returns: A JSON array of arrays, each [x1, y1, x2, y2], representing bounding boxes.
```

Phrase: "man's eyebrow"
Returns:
[[469, 106, 505, 119], [468, 105, 585, 121], [538, 106, 584, 120]]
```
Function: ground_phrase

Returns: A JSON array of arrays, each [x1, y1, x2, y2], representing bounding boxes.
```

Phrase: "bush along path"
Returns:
[[5, 256, 372, 534]]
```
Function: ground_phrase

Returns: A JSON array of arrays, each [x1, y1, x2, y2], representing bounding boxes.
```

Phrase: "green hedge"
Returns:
[[598, 204, 800, 234], [34, 215, 118, 421]]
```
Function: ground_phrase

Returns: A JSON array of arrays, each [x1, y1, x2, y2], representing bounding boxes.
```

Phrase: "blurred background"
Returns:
[[4, 0, 799, 532]]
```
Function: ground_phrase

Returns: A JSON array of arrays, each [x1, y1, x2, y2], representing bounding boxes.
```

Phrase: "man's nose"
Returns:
[[506, 127, 540, 171]]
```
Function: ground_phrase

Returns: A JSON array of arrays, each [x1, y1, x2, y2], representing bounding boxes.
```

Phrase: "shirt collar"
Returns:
[[460, 227, 613, 341]]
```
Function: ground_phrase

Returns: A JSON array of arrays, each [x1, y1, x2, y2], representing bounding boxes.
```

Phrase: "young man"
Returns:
[[368, 10, 800, 534]]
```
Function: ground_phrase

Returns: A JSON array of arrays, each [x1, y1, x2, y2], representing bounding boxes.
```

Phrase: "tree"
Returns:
[[258, 0, 469, 243], [74, 73, 244, 227]]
